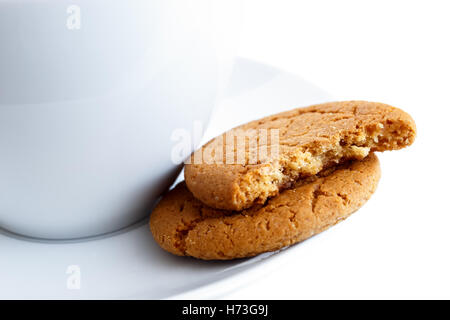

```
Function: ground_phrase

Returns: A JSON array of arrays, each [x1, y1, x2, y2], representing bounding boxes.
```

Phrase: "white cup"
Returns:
[[0, 0, 242, 239]]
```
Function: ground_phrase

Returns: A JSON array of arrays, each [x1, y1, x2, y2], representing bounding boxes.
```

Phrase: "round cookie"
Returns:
[[151, 154, 381, 260], [185, 100, 414, 211]]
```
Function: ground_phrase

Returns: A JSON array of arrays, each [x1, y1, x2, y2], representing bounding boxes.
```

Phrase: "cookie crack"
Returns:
[[288, 207, 298, 225], [311, 180, 328, 213], [174, 218, 203, 255], [336, 192, 350, 206], [174, 201, 207, 255]]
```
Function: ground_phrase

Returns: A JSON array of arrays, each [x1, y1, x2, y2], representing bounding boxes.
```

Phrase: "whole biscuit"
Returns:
[[185, 101, 414, 210], [151, 154, 381, 260]]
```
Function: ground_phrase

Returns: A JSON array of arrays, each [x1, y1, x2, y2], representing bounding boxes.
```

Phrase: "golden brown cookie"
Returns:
[[151, 154, 381, 260], [185, 101, 415, 210]]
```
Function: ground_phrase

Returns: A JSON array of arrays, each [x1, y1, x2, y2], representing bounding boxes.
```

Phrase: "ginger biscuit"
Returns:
[[151, 154, 381, 260], [184, 101, 415, 211]]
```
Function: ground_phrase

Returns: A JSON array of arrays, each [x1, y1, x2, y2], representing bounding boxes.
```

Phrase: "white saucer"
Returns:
[[0, 58, 331, 299]]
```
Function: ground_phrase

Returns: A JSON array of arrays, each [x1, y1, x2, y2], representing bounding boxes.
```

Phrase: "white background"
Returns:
[[222, 0, 450, 299]]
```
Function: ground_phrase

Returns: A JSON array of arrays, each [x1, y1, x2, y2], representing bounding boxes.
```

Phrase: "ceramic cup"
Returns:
[[0, 0, 242, 239]]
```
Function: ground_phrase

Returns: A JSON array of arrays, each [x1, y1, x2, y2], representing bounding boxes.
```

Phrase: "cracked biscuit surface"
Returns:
[[185, 101, 415, 211], [151, 154, 381, 260]]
